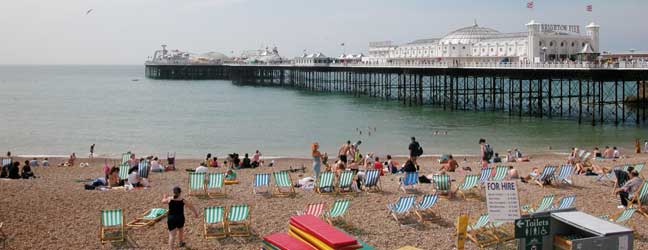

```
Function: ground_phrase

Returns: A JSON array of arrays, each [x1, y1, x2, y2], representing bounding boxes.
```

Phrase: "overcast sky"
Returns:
[[1, 0, 646, 65]]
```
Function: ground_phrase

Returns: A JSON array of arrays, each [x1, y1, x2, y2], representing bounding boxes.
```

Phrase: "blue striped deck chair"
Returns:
[[1, 158, 11, 167], [597, 165, 621, 183], [534, 166, 557, 187], [467, 213, 498, 248], [127, 208, 168, 228], [207, 173, 226, 197], [315, 171, 335, 194], [272, 171, 295, 197], [362, 169, 381, 193], [203, 206, 226, 239], [554, 164, 574, 187], [478, 167, 492, 186], [253, 173, 271, 195], [138, 160, 150, 179], [100, 209, 125, 243], [399, 172, 419, 193], [552, 195, 576, 211], [227, 204, 252, 237], [387, 195, 416, 224], [491, 166, 508, 181], [336, 170, 355, 194], [118, 164, 130, 181], [521, 194, 555, 214], [456, 174, 480, 199], [414, 194, 439, 222], [325, 199, 350, 224], [189, 172, 206, 196], [121, 153, 131, 165]]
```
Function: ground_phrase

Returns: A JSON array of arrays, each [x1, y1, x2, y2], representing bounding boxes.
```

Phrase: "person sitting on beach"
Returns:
[[507, 166, 519, 180], [567, 148, 577, 164], [204, 153, 212, 166], [42, 157, 49, 167], [251, 150, 263, 168], [615, 170, 643, 207], [102, 160, 112, 180], [240, 154, 252, 169], [128, 154, 139, 168], [322, 152, 331, 171], [22, 160, 35, 179], [163, 187, 198, 249], [602, 146, 613, 159], [440, 154, 459, 172], [195, 163, 208, 174], [209, 157, 219, 168], [334, 160, 346, 175], [492, 153, 502, 163], [512, 148, 529, 162], [593, 147, 601, 158], [151, 157, 164, 172], [386, 155, 399, 174], [225, 169, 237, 181], [373, 157, 384, 176], [8, 162, 21, 179], [520, 167, 540, 183], [128, 167, 143, 187], [347, 159, 360, 175], [86, 167, 120, 189], [612, 147, 620, 159], [29, 158, 39, 168], [58, 152, 77, 167]]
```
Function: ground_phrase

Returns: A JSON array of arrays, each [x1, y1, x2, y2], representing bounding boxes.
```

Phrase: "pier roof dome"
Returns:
[[201, 52, 229, 60], [440, 22, 500, 45]]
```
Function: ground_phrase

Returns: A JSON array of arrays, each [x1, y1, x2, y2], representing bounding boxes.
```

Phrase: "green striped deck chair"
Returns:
[[207, 173, 226, 197], [189, 172, 206, 196], [336, 170, 355, 194], [609, 208, 637, 226], [253, 173, 271, 195], [315, 171, 335, 194], [203, 206, 226, 239], [127, 208, 168, 228], [521, 194, 555, 214], [138, 160, 150, 179], [121, 153, 131, 165], [227, 205, 251, 237], [362, 169, 382, 193], [325, 199, 350, 224], [631, 181, 648, 217], [551, 195, 576, 211], [491, 166, 508, 181], [432, 174, 451, 196], [118, 164, 130, 180], [272, 171, 295, 197], [100, 209, 124, 243], [456, 174, 480, 199], [466, 213, 498, 248], [635, 163, 645, 177]]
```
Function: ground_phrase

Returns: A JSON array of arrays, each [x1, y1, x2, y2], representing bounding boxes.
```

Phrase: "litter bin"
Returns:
[[551, 211, 633, 250]]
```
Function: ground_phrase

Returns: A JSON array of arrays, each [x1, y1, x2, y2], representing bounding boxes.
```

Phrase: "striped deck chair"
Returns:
[[466, 213, 498, 248], [336, 170, 355, 194], [296, 202, 326, 217], [606, 208, 637, 226], [478, 167, 492, 185], [635, 163, 645, 177], [127, 208, 168, 228], [521, 194, 555, 214], [534, 166, 557, 187], [203, 206, 226, 239], [456, 174, 480, 199], [1, 158, 11, 167], [207, 173, 226, 197], [315, 171, 334, 194], [227, 205, 252, 237], [630, 181, 648, 217], [188, 172, 206, 196], [325, 199, 350, 224], [121, 153, 131, 165], [554, 164, 574, 187], [387, 195, 416, 224], [399, 172, 419, 193], [253, 173, 271, 195], [491, 166, 508, 181], [138, 160, 150, 179], [414, 194, 439, 222], [118, 164, 130, 181], [272, 171, 295, 197], [362, 169, 381, 192], [581, 151, 591, 162], [100, 209, 125, 243], [597, 165, 621, 183], [432, 174, 451, 196], [552, 195, 576, 211]]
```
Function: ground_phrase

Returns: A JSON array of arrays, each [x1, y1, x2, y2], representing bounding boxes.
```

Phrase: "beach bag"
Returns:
[[483, 144, 494, 160], [419, 175, 431, 183]]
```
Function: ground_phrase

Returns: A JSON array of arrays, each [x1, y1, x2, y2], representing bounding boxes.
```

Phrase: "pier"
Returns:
[[145, 63, 648, 126]]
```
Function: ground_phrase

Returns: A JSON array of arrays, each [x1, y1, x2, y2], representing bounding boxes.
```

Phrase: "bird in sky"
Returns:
[[86, 9, 93, 15]]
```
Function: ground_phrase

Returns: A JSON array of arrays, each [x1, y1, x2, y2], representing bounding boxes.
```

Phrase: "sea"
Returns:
[[0, 65, 645, 158]]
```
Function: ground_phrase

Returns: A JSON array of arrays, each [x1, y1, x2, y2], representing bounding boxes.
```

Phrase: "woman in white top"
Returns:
[[151, 157, 164, 172]]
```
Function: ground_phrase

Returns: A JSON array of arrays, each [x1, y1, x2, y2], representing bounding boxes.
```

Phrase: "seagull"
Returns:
[[86, 9, 93, 15]]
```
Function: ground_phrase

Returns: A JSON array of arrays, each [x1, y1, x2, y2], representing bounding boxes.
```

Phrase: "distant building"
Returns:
[[294, 52, 332, 66], [239, 46, 283, 64], [336, 53, 364, 64], [147, 45, 229, 65], [364, 20, 600, 64]]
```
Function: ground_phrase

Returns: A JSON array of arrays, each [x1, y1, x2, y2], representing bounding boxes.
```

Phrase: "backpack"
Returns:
[[483, 144, 494, 160], [417, 146, 423, 156]]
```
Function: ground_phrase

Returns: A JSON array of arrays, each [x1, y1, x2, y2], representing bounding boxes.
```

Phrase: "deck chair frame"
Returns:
[[336, 170, 355, 194], [227, 205, 252, 237], [456, 174, 480, 200], [272, 171, 295, 197], [554, 164, 574, 187], [188, 172, 207, 196], [126, 208, 168, 228], [466, 214, 499, 248], [99, 209, 125, 244], [325, 199, 350, 224], [315, 171, 335, 194], [630, 181, 648, 217], [362, 169, 382, 193], [387, 195, 416, 225], [534, 166, 557, 187], [206, 173, 226, 197], [415, 194, 439, 222], [399, 172, 419, 193], [253, 173, 271, 195], [203, 206, 226, 239]]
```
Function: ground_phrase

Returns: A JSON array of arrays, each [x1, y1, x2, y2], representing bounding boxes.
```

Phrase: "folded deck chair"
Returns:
[[121, 153, 131, 165], [297, 202, 326, 217], [253, 173, 271, 195], [466, 213, 498, 248], [362, 169, 381, 192], [387, 195, 416, 224], [456, 174, 480, 199], [272, 171, 295, 197], [432, 174, 451, 196], [315, 171, 335, 194], [100, 209, 125, 243], [630, 180, 648, 217], [188, 172, 206, 196], [554, 164, 574, 187], [551, 195, 576, 211], [336, 170, 355, 194], [605, 207, 637, 226], [203, 206, 226, 239], [325, 199, 350, 224], [207, 173, 226, 197], [118, 164, 130, 181], [478, 167, 492, 185], [127, 208, 168, 228], [399, 172, 419, 193], [521, 194, 555, 214], [491, 166, 508, 181], [415, 194, 439, 222], [534, 166, 557, 187], [138, 160, 150, 179], [227, 204, 252, 237]]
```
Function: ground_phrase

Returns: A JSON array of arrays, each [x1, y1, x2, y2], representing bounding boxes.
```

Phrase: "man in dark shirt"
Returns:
[[402, 159, 418, 173], [240, 154, 252, 169], [9, 162, 20, 179], [408, 137, 422, 164]]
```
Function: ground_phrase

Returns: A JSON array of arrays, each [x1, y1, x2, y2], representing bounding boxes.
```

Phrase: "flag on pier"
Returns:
[[527, 1, 534, 9], [586, 4, 592, 12]]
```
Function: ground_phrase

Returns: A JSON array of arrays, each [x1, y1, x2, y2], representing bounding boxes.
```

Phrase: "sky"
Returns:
[[0, 0, 646, 65]]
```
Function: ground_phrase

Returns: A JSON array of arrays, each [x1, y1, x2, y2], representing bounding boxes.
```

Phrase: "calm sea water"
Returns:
[[0, 65, 644, 158]]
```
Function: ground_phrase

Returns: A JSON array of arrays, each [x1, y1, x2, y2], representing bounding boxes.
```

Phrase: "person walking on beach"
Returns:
[[90, 144, 95, 158], [408, 137, 422, 165], [163, 187, 198, 249], [479, 138, 493, 168], [312, 142, 322, 179], [338, 141, 351, 163]]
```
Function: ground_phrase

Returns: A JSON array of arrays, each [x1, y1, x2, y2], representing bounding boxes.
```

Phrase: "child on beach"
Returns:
[[162, 187, 198, 249], [226, 169, 237, 181]]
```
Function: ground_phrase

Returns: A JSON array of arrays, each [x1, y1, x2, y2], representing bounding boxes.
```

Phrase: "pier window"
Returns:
[[560, 42, 564, 47], [549, 41, 554, 47], [571, 42, 575, 47]]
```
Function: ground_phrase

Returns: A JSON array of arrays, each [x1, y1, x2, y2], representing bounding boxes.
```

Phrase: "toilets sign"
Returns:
[[485, 181, 521, 221]]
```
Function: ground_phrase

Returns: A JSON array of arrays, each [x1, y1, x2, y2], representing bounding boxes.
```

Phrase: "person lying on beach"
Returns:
[[163, 187, 198, 249], [58, 152, 77, 167], [439, 155, 458, 172], [512, 148, 529, 162], [520, 167, 540, 183], [86, 167, 120, 189], [492, 153, 502, 163], [225, 169, 237, 181], [507, 166, 519, 180]]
